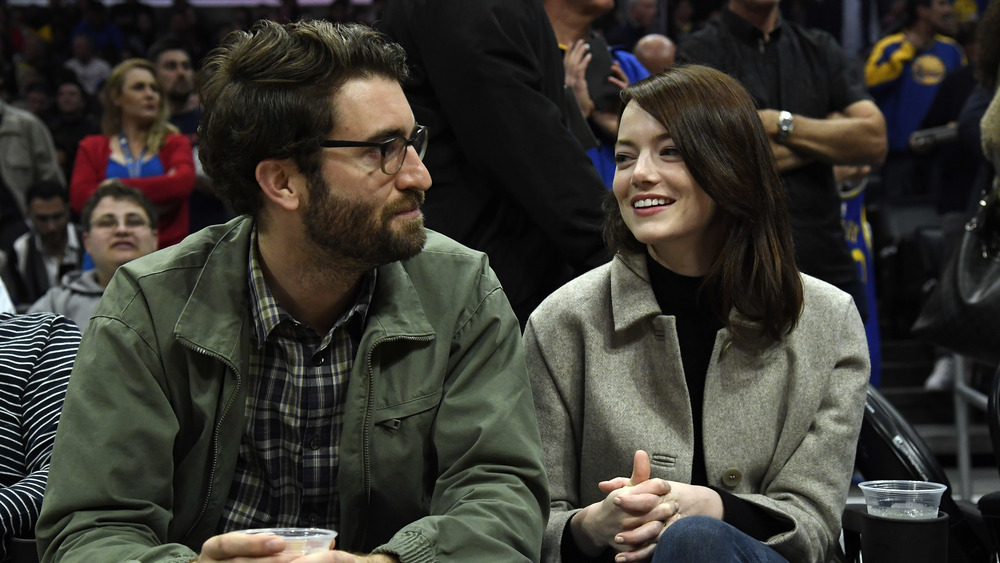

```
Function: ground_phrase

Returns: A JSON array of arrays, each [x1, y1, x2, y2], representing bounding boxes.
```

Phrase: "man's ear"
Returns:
[[256, 158, 303, 212]]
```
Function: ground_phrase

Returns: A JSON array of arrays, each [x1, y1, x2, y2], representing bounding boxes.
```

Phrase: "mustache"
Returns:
[[384, 189, 425, 216]]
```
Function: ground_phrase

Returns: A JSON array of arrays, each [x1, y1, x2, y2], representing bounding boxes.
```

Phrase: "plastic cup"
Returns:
[[857, 480, 948, 520], [236, 527, 338, 554]]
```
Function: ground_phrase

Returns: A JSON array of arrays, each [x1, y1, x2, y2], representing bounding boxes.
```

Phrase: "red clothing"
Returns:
[[71, 134, 196, 248]]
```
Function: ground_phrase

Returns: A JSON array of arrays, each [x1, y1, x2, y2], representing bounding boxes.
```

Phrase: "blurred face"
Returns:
[[303, 77, 432, 267], [613, 101, 721, 274], [83, 197, 158, 284], [631, 0, 657, 27], [114, 68, 161, 126], [72, 35, 92, 61], [921, 0, 955, 35], [57, 82, 85, 114], [154, 49, 194, 100], [27, 197, 70, 251]]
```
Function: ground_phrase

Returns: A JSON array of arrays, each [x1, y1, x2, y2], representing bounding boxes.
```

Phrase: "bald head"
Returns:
[[633, 34, 676, 74]]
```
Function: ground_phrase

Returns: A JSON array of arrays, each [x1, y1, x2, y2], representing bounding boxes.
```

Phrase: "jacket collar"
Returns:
[[609, 250, 764, 335], [173, 216, 436, 368], [610, 251, 661, 333]]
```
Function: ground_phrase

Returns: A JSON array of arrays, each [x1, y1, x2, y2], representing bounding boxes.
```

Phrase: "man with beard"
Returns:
[[37, 19, 547, 563], [148, 37, 233, 232]]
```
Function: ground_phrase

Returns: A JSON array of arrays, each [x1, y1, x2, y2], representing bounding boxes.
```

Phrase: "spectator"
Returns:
[[4, 180, 83, 307], [678, 0, 888, 322], [29, 181, 157, 330], [866, 0, 965, 199], [47, 75, 100, 181], [0, 311, 79, 562], [0, 96, 64, 232], [633, 33, 676, 74], [380, 0, 610, 325], [547, 0, 650, 188], [72, 2, 123, 64], [63, 34, 110, 97], [148, 37, 232, 232], [70, 58, 195, 248], [606, 0, 659, 52], [526, 66, 869, 563], [37, 19, 547, 563]]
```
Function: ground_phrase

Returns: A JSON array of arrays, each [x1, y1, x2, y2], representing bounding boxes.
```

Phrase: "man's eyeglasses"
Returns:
[[320, 125, 428, 175]]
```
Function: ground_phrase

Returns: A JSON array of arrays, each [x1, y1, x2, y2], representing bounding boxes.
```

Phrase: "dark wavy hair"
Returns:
[[197, 19, 410, 217], [604, 65, 803, 341]]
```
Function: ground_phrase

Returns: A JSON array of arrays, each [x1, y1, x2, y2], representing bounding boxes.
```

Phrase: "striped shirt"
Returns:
[[219, 230, 374, 532], [0, 313, 79, 559]]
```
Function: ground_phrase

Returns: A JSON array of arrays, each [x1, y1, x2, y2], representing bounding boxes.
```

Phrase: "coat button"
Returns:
[[722, 468, 742, 488]]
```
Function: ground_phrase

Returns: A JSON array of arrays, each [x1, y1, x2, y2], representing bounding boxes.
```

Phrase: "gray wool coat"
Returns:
[[525, 251, 869, 563]]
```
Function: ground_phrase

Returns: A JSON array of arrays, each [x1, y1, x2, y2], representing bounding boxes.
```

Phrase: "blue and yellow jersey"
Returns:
[[865, 33, 966, 150]]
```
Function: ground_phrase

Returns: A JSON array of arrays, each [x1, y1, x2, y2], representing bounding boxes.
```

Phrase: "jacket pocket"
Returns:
[[372, 388, 442, 428]]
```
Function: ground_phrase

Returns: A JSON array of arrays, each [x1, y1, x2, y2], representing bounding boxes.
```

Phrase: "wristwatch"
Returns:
[[776, 111, 795, 143]]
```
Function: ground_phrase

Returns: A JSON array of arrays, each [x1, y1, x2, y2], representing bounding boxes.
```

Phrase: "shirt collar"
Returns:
[[32, 225, 81, 258], [721, 7, 784, 45], [247, 225, 376, 348]]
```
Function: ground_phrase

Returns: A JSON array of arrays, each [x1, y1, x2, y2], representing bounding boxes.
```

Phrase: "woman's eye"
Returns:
[[614, 153, 634, 164], [660, 146, 681, 158]]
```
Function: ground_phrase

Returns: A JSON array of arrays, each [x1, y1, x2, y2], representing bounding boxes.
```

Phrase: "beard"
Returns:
[[303, 173, 427, 271]]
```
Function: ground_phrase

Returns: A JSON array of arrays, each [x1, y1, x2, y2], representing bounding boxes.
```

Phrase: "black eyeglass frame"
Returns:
[[319, 125, 428, 175]]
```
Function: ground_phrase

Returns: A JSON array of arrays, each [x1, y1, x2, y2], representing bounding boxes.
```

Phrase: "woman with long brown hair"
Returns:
[[526, 65, 869, 563], [70, 58, 194, 248]]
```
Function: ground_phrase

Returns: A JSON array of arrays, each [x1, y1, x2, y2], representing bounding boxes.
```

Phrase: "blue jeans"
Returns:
[[650, 516, 789, 563]]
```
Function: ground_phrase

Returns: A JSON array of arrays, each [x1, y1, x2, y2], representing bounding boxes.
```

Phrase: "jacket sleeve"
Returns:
[[734, 296, 869, 562], [865, 37, 914, 89], [387, 0, 609, 272], [375, 265, 549, 562], [26, 115, 66, 188], [69, 136, 106, 213], [119, 135, 196, 207], [0, 314, 77, 560], [523, 316, 587, 563], [35, 284, 201, 563]]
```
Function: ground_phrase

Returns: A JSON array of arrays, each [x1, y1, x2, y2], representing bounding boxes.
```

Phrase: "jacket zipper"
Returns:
[[178, 339, 242, 538]]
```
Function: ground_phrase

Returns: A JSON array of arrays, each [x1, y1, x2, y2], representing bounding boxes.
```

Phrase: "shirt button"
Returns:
[[309, 436, 321, 450], [312, 354, 325, 366], [722, 468, 743, 488]]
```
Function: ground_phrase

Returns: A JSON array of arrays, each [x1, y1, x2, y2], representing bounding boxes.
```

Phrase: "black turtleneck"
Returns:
[[645, 253, 722, 487]]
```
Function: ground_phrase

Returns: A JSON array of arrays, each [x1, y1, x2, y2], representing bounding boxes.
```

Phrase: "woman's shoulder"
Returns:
[[529, 261, 614, 324], [797, 273, 863, 328], [79, 134, 108, 148]]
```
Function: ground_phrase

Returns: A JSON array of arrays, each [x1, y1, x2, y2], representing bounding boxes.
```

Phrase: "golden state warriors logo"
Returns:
[[911, 55, 947, 86]]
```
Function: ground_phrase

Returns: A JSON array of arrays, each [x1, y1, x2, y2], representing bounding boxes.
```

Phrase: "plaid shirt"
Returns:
[[218, 229, 374, 532]]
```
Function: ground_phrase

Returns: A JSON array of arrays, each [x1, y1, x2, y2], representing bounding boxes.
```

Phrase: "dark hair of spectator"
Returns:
[[603, 65, 803, 340], [904, 0, 934, 28], [26, 181, 69, 206], [978, 0, 1000, 91], [80, 180, 159, 231], [146, 37, 191, 67], [197, 19, 410, 217]]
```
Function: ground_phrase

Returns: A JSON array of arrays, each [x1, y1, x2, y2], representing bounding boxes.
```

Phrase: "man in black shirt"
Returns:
[[678, 0, 887, 321]]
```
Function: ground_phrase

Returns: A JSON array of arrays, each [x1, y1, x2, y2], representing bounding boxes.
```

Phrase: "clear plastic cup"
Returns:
[[857, 480, 948, 520], [236, 527, 338, 554]]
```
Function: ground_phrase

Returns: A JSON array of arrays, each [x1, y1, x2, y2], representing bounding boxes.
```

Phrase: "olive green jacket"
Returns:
[[37, 217, 548, 563]]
